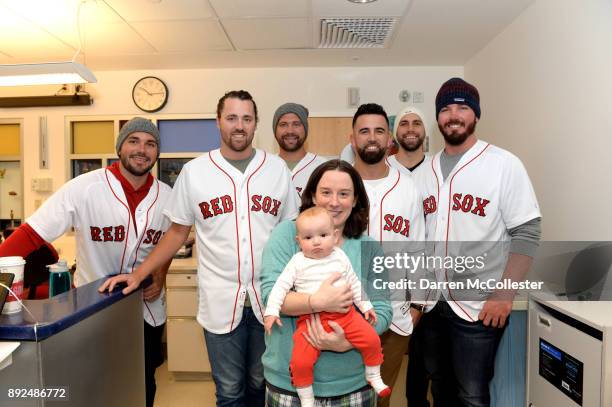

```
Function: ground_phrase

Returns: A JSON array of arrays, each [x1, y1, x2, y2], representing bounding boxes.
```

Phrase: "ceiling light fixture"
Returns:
[[0, 62, 96, 86], [0, 1, 97, 87], [347, 0, 378, 3]]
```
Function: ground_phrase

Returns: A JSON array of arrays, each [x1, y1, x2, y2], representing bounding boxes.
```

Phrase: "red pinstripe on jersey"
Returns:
[[209, 151, 242, 331], [443, 143, 491, 321], [292, 154, 319, 181], [376, 169, 401, 243], [104, 168, 132, 274], [130, 180, 161, 325], [246, 152, 268, 317]]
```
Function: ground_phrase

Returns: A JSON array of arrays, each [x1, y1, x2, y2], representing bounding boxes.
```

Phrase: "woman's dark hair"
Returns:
[[300, 159, 369, 239]]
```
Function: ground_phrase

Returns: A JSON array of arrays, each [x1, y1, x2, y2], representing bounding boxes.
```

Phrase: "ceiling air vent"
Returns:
[[319, 17, 397, 48]]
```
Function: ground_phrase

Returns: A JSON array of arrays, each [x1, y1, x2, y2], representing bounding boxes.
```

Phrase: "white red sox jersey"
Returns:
[[288, 152, 329, 196], [264, 248, 373, 318], [422, 139, 541, 321], [387, 154, 432, 199], [165, 149, 300, 334], [362, 166, 426, 336], [27, 168, 172, 327]]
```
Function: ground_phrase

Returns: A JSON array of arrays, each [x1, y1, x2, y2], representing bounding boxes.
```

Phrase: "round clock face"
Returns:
[[132, 76, 168, 113]]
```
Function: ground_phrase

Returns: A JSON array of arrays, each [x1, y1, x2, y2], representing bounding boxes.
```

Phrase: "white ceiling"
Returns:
[[0, 0, 534, 70]]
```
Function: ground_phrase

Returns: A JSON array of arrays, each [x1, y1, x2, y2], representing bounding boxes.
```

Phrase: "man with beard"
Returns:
[[386, 107, 434, 406], [350, 103, 426, 407], [273, 102, 328, 195], [0, 117, 172, 407], [387, 106, 432, 182], [101, 90, 300, 407], [419, 78, 541, 406]]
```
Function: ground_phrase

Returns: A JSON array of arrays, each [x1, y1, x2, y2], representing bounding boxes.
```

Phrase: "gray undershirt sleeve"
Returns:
[[508, 217, 542, 258]]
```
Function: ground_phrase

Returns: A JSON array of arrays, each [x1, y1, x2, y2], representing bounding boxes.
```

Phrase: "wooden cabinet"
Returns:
[[166, 263, 211, 374]]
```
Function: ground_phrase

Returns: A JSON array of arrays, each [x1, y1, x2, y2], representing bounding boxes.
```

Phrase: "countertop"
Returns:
[[0, 277, 140, 341]]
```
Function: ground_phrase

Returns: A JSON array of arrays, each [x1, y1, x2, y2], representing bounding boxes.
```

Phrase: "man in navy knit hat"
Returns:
[[414, 78, 542, 406]]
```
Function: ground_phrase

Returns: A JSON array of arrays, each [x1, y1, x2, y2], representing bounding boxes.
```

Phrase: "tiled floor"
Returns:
[[154, 357, 411, 406], [154, 361, 216, 407]]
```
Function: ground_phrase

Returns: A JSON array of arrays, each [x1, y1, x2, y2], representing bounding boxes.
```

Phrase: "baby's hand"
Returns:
[[264, 315, 283, 335], [364, 309, 378, 326]]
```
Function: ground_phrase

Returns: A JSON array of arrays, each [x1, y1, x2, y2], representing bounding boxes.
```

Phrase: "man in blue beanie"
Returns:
[[416, 77, 542, 406]]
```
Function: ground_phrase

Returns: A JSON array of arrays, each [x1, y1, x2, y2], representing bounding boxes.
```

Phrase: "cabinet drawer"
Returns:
[[166, 289, 198, 317], [167, 273, 197, 288], [167, 319, 211, 373]]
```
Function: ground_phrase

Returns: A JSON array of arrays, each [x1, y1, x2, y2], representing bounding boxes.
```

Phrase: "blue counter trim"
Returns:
[[0, 276, 140, 341]]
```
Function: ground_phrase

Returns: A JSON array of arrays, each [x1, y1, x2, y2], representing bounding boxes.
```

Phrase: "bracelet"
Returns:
[[307, 295, 316, 313]]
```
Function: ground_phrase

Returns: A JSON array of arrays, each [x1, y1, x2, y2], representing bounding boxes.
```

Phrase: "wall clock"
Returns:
[[132, 76, 168, 113]]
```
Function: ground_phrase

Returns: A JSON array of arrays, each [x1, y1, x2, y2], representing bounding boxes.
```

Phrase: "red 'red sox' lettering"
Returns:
[[423, 195, 437, 215], [451, 193, 490, 217], [251, 195, 281, 216], [143, 229, 164, 245], [383, 214, 411, 237], [90, 225, 125, 242], [199, 195, 234, 219]]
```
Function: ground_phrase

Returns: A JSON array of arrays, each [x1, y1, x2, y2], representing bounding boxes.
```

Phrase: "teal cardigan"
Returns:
[[261, 220, 391, 397]]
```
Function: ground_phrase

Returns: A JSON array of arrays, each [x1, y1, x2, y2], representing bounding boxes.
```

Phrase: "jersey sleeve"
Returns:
[[500, 154, 541, 229], [264, 254, 300, 317], [163, 163, 196, 226], [27, 177, 81, 242]]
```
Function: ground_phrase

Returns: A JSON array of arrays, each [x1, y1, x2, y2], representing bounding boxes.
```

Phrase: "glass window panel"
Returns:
[[72, 159, 102, 178], [158, 158, 192, 188], [158, 119, 220, 153], [72, 121, 114, 154]]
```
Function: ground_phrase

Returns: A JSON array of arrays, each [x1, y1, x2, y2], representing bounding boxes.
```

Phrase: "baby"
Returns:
[[264, 207, 390, 406]]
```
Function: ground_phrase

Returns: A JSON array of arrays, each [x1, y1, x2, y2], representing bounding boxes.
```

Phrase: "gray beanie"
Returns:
[[116, 117, 160, 154], [272, 103, 309, 136]]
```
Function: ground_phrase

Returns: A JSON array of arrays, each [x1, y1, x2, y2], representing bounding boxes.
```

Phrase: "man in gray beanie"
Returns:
[[273, 102, 327, 195], [116, 116, 161, 163], [0, 116, 171, 407]]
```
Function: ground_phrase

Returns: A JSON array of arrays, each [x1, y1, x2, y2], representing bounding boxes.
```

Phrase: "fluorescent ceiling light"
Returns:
[[0, 62, 97, 87], [348, 0, 378, 3]]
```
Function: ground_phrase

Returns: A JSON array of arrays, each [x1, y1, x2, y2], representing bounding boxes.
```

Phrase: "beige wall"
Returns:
[[0, 65, 461, 217], [465, 0, 612, 240]]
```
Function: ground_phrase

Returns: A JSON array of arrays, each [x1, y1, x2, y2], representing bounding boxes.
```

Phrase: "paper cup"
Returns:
[[1, 256, 26, 314]]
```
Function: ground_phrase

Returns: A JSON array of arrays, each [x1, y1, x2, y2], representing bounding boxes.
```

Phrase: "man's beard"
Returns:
[[356, 143, 387, 164], [277, 133, 305, 152], [398, 133, 424, 152], [225, 131, 252, 152], [438, 119, 476, 146], [120, 154, 155, 176]]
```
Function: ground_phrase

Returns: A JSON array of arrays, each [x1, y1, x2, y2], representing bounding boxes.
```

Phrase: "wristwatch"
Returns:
[[409, 303, 426, 313]]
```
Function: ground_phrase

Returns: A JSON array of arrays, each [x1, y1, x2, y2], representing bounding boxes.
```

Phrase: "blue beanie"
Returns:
[[435, 78, 481, 119]]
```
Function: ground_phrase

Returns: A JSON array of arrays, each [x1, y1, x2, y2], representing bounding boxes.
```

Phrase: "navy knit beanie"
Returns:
[[435, 78, 481, 119]]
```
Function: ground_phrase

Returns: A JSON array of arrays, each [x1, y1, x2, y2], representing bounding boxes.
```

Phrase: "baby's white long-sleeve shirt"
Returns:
[[264, 247, 374, 317]]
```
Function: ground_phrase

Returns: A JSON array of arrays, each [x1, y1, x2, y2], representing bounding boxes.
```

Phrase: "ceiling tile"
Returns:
[[223, 18, 312, 50], [312, 0, 411, 17], [209, 0, 310, 18], [0, 5, 76, 60], [83, 22, 157, 56], [131, 20, 231, 52], [104, 0, 216, 22]]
